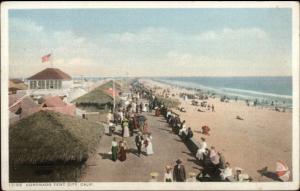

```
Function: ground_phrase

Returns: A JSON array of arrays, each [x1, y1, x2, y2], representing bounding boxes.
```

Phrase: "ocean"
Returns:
[[155, 76, 293, 108]]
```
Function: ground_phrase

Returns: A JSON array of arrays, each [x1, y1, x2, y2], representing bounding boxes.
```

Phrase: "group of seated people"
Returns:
[[197, 103, 215, 112], [196, 139, 252, 182], [148, 100, 252, 182], [164, 110, 194, 141]]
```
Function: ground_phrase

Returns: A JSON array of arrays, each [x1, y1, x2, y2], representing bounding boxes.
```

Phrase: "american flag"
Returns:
[[42, 54, 51, 63]]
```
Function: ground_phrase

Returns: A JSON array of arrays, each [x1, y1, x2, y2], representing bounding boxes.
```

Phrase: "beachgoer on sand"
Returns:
[[202, 125, 210, 135]]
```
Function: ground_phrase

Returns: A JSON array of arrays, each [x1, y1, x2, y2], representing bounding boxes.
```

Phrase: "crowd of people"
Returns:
[[104, 89, 157, 162], [156, 100, 253, 182], [105, 82, 253, 182]]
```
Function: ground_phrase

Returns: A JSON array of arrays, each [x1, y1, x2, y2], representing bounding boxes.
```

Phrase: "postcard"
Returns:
[[1, 1, 299, 190]]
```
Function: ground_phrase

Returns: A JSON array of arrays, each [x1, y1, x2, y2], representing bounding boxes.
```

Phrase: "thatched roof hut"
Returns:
[[100, 80, 122, 91], [9, 110, 103, 165], [72, 81, 121, 111]]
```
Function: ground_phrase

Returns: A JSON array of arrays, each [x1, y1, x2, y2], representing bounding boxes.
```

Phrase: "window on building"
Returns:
[[54, 80, 58, 89], [37, 81, 41, 89], [41, 80, 45, 89], [30, 81, 37, 89], [30, 81, 34, 89], [58, 80, 62, 89], [50, 80, 54, 89], [46, 80, 50, 89]]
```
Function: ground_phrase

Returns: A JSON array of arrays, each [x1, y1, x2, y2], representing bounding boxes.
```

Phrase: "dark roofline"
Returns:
[[27, 68, 72, 80]]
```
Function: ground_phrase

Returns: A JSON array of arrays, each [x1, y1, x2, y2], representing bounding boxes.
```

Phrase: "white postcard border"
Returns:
[[1, 1, 299, 190]]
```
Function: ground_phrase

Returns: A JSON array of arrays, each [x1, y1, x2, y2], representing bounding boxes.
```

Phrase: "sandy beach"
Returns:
[[140, 79, 292, 181]]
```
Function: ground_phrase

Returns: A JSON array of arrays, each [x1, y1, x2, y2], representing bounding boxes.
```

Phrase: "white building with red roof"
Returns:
[[26, 67, 73, 96]]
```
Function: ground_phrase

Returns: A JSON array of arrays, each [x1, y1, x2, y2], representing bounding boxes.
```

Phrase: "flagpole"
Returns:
[[113, 78, 115, 112], [51, 52, 54, 68]]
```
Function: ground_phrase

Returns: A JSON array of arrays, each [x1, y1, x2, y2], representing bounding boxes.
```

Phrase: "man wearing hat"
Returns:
[[173, 159, 186, 182], [135, 132, 144, 157]]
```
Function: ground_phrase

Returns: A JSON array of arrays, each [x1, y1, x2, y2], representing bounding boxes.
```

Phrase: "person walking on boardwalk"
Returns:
[[118, 138, 127, 162], [132, 102, 136, 113], [173, 159, 186, 182], [136, 103, 139, 114], [128, 117, 134, 137], [164, 165, 173, 182], [135, 132, 144, 157], [122, 118, 130, 138], [143, 119, 150, 134], [145, 133, 154, 155], [139, 103, 143, 113], [111, 137, 118, 162]]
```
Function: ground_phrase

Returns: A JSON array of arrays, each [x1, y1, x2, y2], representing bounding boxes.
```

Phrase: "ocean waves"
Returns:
[[155, 77, 293, 108]]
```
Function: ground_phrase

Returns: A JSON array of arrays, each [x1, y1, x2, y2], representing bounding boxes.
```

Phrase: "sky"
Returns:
[[9, 8, 292, 78]]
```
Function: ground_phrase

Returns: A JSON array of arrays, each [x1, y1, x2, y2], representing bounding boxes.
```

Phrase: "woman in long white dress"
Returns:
[[145, 134, 154, 155], [196, 137, 207, 160], [123, 123, 130, 138], [142, 102, 147, 112]]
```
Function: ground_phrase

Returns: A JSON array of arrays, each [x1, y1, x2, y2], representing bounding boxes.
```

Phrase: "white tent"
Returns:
[[67, 87, 87, 102]]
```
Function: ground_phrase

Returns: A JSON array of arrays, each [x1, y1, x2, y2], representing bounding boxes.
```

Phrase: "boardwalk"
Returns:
[[81, 111, 199, 182]]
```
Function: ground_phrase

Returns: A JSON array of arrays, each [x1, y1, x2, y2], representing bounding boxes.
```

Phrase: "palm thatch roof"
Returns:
[[72, 81, 121, 111], [73, 88, 114, 106], [9, 110, 103, 165], [100, 80, 122, 91]]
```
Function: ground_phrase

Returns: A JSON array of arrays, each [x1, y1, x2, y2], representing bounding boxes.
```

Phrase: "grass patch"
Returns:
[[157, 96, 181, 108]]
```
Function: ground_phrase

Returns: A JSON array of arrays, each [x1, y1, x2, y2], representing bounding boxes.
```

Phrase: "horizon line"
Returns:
[[9, 75, 293, 79]]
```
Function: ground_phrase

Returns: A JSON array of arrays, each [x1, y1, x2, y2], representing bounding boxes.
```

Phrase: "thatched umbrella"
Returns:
[[9, 110, 103, 165]]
